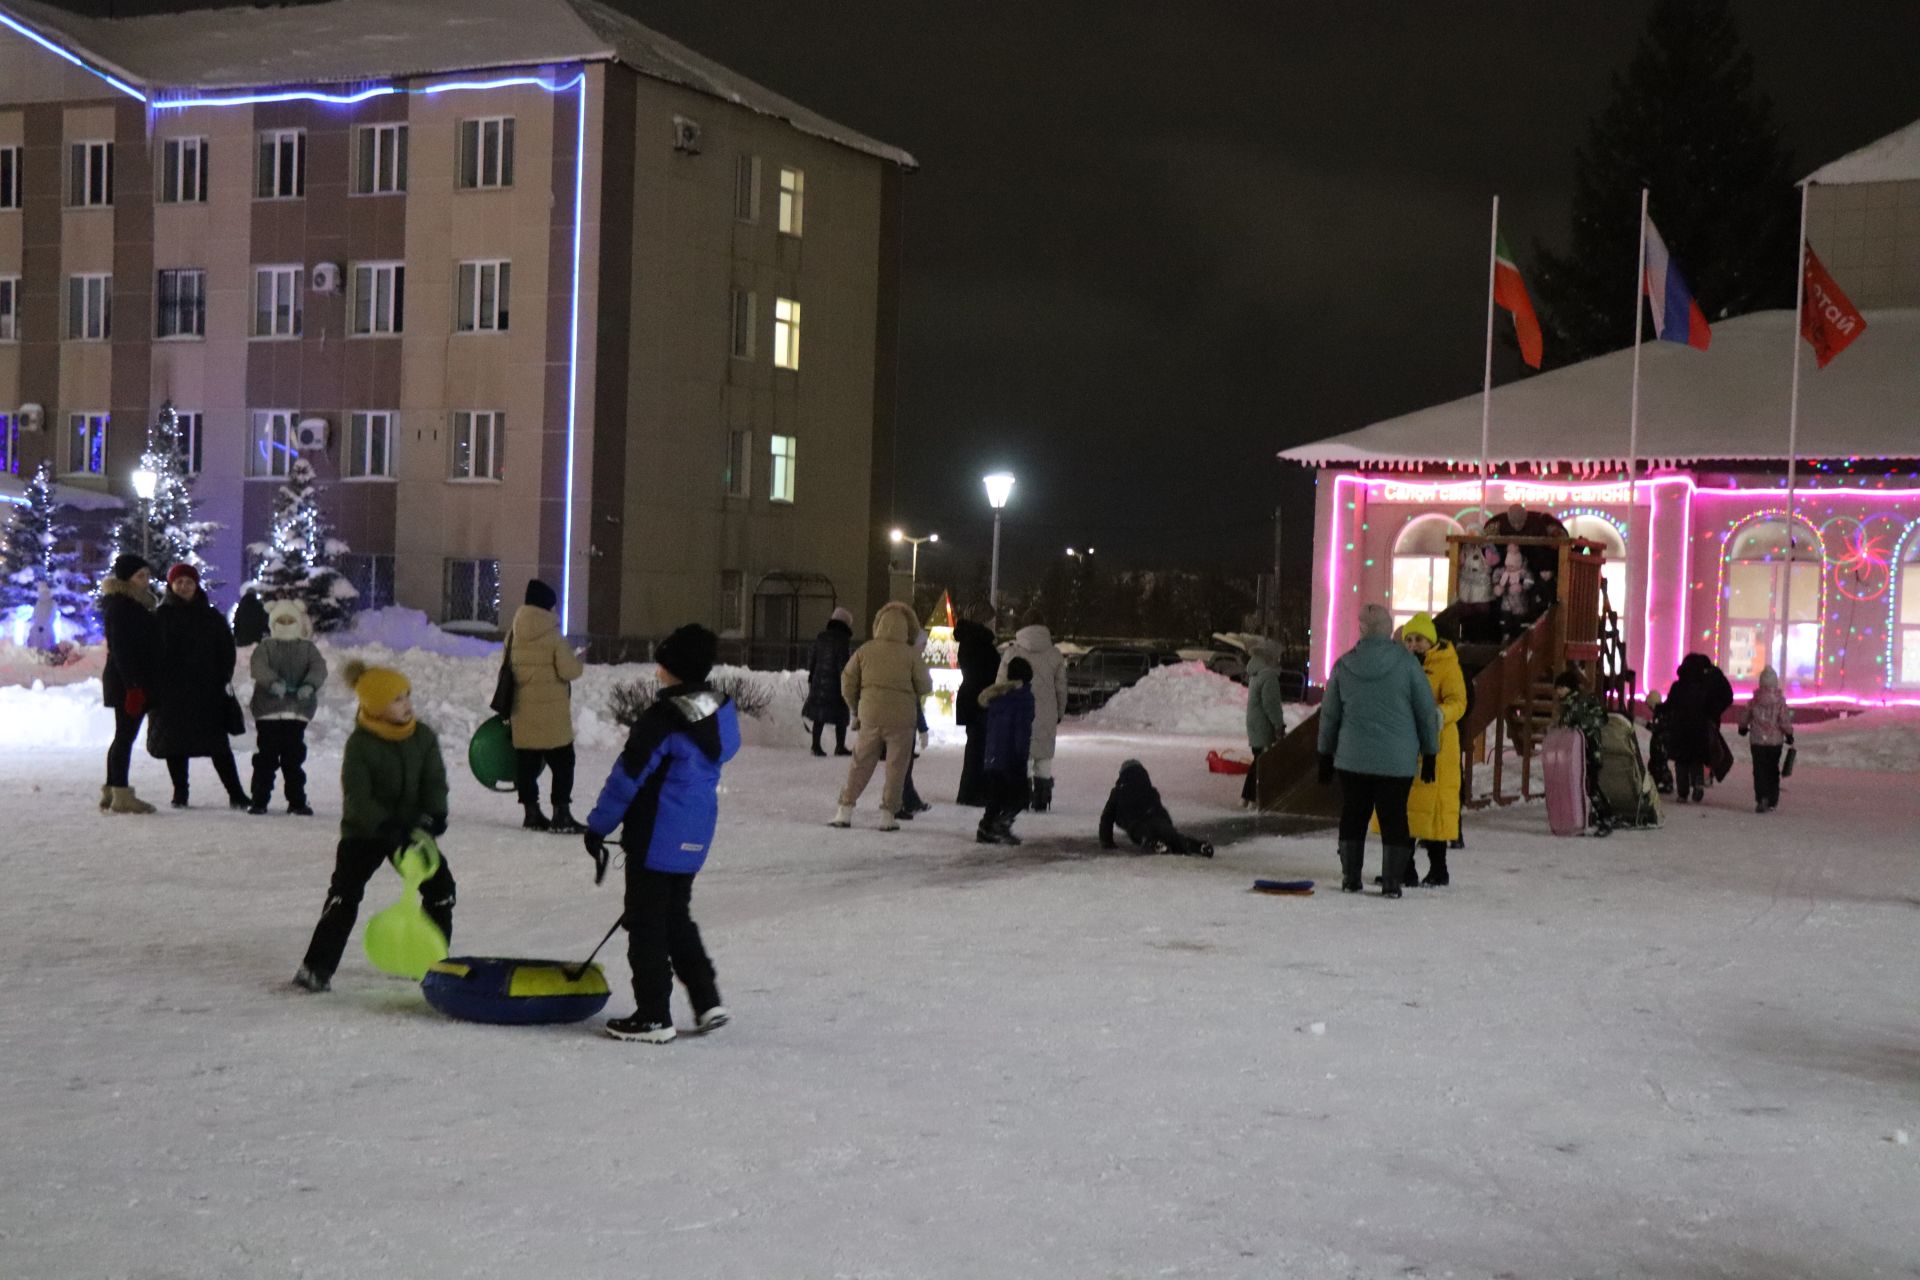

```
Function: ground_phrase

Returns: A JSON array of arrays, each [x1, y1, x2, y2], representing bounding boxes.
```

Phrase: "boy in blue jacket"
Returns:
[[975, 657, 1036, 845], [583, 624, 741, 1043]]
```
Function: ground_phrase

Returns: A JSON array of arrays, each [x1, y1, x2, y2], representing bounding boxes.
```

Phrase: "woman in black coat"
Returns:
[[802, 607, 855, 757], [1663, 652, 1734, 804], [953, 602, 1002, 806], [147, 563, 250, 809], [99, 554, 161, 814]]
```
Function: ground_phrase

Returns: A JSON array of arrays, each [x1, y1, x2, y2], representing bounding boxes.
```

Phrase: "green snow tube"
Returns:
[[468, 715, 518, 793]]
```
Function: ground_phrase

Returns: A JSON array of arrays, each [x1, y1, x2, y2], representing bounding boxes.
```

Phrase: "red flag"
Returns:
[[1801, 243, 1867, 368]]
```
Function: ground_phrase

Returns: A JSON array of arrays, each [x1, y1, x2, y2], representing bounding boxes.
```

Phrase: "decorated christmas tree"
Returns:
[[245, 456, 357, 632], [2, 461, 93, 643], [112, 402, 221, 583]]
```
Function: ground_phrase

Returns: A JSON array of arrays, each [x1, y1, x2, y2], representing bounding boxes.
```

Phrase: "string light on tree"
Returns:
[[112, 401, 220, 583], [245, 455, 357, 632], [1, 461, 93, 644]]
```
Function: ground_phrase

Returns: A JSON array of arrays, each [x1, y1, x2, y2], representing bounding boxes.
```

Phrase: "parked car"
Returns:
[[1066, 645, 1180, 714]]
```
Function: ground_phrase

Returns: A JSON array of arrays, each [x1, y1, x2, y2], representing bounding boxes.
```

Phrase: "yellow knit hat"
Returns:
[[1402, 612, 1438, 644], [342, 659, 410, 716]]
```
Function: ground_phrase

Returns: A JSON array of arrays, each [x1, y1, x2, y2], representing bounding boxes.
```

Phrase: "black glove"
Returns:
[[1420, 755, 1437, 784], [425, 813, 448, 837], [584, 831, 610, 886], [1316, 753, 1336, 785], [1786, 733, 1795, 746]]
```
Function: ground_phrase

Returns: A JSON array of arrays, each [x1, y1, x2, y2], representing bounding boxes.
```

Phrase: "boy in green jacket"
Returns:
[[293, 660, 454, 992]]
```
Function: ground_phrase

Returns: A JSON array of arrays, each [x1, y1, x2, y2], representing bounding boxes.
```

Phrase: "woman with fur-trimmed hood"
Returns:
[[829, 601, 932, 831], [98, 554, 161, 814], [997, 611, 1069, 812], [147, 562, 250, 810]]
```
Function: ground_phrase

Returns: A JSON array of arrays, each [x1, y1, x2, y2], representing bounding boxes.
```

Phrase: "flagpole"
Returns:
[[1479, 194, 1499, 521], [1777, 180, 1812, 678], [1627, 188, 1649, 513]]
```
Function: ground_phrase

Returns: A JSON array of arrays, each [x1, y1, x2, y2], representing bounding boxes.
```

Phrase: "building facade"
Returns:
[[0, 0, 913, 656]]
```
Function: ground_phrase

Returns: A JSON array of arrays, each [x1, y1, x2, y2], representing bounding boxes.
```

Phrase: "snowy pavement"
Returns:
[[4, 725, 1918, 1279]]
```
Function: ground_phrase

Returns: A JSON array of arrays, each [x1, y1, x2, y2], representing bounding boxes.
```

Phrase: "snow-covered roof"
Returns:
[[0, 0, 916, 169], [1804, 117, 1920, 186], [1280, 309, 1920, 469]]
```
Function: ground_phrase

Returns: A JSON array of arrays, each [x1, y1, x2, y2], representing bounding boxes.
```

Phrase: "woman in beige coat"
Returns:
[[509, 579, 586, 833], [830, 601, 933, 831]]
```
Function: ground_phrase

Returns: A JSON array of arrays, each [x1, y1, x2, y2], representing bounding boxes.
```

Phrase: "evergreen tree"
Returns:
[[2, 461, 92, 639], [112, 402, 221, 582], [1531, 0, 1796, 365], [245, 456, 357, 632]]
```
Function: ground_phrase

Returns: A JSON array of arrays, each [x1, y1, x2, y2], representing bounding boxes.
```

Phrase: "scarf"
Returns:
[[356, 710, 418, 742]]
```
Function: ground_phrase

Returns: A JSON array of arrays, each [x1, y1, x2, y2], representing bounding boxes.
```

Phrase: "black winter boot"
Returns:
[[1338, 840, 1364, 893], [1030, 777, 1054, 813], [522, 802, 551, 831], [1422, 845, 1450, 887], [547, 804, 584, 835], [1380, 844, 1414, 898]]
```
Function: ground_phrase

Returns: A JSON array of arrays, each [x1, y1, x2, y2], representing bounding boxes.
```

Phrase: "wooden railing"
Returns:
[[1457, 608, 1559, 804]]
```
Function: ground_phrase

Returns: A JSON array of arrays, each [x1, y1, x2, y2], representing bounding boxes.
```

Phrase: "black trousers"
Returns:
[[1121, 814, 1203, 854], [301, 836, 457, 981], [810, 717, 848, 754], [980, 770, 1029, 833], [515, 744, 576, 808], [1336, 770, 1414, 846], [1674, 758, 1705, 798], [106, 707, 145, 787], [168, 749, 246, 804], [624, 866, 718, 1025], [1240, 746, 1268, 805], [250, 720, 310, 806], [956, 721, 988, 806], [1751, 744, 1783, 806]]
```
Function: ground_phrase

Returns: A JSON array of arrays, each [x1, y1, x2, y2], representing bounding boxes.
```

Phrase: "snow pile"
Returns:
[[1083, 662, 1251, 736], [0, 638, 104, 689], [334, 607, 501, 658], [0, 679, 112, 748], [1786, 705, 1920, 773]]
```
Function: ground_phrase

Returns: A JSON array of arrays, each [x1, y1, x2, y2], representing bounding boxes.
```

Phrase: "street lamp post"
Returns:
[[982, 473, 1015, 613], [889, 528, 939, 595], [130, 464, 158, 564]]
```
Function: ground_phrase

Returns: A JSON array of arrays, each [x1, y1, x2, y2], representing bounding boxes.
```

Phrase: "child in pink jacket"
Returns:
[[1737, 667, 1794, 813]]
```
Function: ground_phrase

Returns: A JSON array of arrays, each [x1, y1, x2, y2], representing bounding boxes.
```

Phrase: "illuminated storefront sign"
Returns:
[[1377, 479, 1633, 505]]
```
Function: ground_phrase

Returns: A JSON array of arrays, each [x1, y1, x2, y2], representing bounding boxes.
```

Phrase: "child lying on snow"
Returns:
[[1098, 760, 1213, 857]]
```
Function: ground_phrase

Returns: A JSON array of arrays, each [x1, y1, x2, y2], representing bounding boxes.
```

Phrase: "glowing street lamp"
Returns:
[[983, 473, 1015, 611], [130, 464, 158, 562], [889, 527, 939, 591]]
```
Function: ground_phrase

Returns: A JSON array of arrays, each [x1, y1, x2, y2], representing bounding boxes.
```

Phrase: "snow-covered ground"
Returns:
[[4, 639, 1919, 1278]]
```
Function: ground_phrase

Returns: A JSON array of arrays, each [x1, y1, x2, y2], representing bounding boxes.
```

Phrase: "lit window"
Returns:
[[458, 118, 515, 190], [347, 411, 395, 479], [0, 276, 19, 341], [735, 155, 761, 221], [444, 558, 501, 627], [730, 289, 756, 359], [450, 410, 504, 481], [351, 263, 405, 335], [355, 124, 408, 195], [159, 138, 207, 204], [0, 146, 20, 209], [1899, 544, 1920, 686], [456, 260, 511, 332], [778, 166, 804, 236], [769, 434, 796, 504], [156, 269, 206, 339], [68, 141, 112, 207], [0, 413, 14, 476], [773, 297, 801, 370], [1722, 518, 1821, 683], [254, 266, 303, 338], [1561, 513, 1630, 614], [1390, 514, 1463, 629], [172, 411, 203, 475], [249, 410, 297, 478], [66, 274, 111, 341], [67, 412, 108, 475], [256, 129, 305, 199], [725, 429, 750, 496]]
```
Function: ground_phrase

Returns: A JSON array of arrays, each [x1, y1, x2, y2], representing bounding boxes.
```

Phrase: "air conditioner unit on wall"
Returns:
[[672, 115, 702, 155], [310, 262, 343, 294], [294, 417, 330, 451], [16, 403, 44, 432]]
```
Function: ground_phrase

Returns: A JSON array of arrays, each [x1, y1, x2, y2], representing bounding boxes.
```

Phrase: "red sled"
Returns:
[[1207, 750, 1252, 776], [1542, 726, 1588, 836]]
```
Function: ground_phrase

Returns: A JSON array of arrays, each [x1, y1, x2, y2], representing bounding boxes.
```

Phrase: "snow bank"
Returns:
[[0, 638, 103, 688], [0, 679, 112, 748], [1788, 706, 1920, 773], [334, 607, 501, 658], [1084, 662, 1248, 736]]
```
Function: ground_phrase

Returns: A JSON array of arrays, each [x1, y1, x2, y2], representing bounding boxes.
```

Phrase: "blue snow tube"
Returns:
[[421, 956, 612, 1025]]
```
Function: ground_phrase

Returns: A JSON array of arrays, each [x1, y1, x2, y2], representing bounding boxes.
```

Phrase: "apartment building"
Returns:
[[0, 0, 914, 653]]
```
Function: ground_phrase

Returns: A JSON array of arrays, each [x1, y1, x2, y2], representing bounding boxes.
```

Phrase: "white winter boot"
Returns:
[[877, 808, 900, 832], [829, 804, 853, 829]]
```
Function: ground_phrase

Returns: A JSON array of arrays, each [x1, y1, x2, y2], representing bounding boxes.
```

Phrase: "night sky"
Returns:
[[51, 1, 1920, 592]]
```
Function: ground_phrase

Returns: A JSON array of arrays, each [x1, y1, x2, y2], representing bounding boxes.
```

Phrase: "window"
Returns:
[[773, 297, 801, 370], [66, 274, 110, 341], [444, 558, 501, 628], [68, 141, 112, 207], [734, 154, 761, 221], [730, 288, 756, 359], [159, 137, 207, 204], [456, 260, 510, 332], [1391, 514, 1464, 630], [354, 123, 408, 195], [719, 570, 744, 635], [778, 166, 804, 236], [351, 263, 404, 335], [1897, 531, 1920, 686], [156, 268, 206, 338], [254, 266, 302, 338], [0, 414, 15, 476], [346, 411, 395, 479], [339, 553, 396, 609], [0, 276, 18, 341], [0, 146, 21, 210], [725, 429, 750, 496], [1722, 518, 1821, 684], [1561, 513, 1629, 615], [67, 412, 108, 475], [172, 411, 203, 476], [256, 129, 305, 199], [769, 434, 796, 504], [450, 410, 504, 481], [458, 118, 514, 190], [249, 410, 297, 478]]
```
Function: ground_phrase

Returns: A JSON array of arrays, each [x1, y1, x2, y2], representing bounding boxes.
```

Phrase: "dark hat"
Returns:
[[524, 578, 558, 611], [654, 623, 718, 685], [111, 553, 150, 582], [166, 562, 200, 585], [1006, 656, 1033, 683]]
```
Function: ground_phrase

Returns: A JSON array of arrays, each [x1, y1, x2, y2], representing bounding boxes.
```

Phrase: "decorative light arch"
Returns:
[[1714, 510, 1825, 685], [1885, 517, 1920, 687]]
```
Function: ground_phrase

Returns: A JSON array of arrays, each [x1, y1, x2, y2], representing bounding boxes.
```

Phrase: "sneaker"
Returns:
[[829, 805, 853, 829], [288, 802, 314, 817], [246, 802, 270, 816], [605, 1015, 676, 1044], [291, 965, 329, 993], [691, 1006, 731, 1035]]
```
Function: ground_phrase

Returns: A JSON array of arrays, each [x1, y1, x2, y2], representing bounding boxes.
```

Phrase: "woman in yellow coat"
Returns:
[[1401, 612, 1465, 886], [508, 579, 587, 833]]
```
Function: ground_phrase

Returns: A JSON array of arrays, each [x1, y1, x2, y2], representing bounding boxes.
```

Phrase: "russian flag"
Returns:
[[1643, 217, 1711, 350]]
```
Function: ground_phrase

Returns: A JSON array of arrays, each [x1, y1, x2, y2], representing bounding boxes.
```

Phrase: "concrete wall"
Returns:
[[1806, 178, 1920, 309]]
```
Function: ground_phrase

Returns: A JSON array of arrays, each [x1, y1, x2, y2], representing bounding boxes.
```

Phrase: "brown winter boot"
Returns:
[[99, 784, 111, 812], [109, 786, 157, 814]]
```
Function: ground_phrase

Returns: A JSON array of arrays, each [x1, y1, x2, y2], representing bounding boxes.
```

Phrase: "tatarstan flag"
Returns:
[[1495, 232, 1544, 369]]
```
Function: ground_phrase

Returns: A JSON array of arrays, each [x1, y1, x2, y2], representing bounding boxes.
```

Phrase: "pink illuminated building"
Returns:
[[1284, 119, 1920, 708]]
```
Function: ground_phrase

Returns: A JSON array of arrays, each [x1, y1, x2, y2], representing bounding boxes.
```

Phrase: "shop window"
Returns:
[[1391, 514, 1463, 630], [1722, 517, 1820, 683]]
